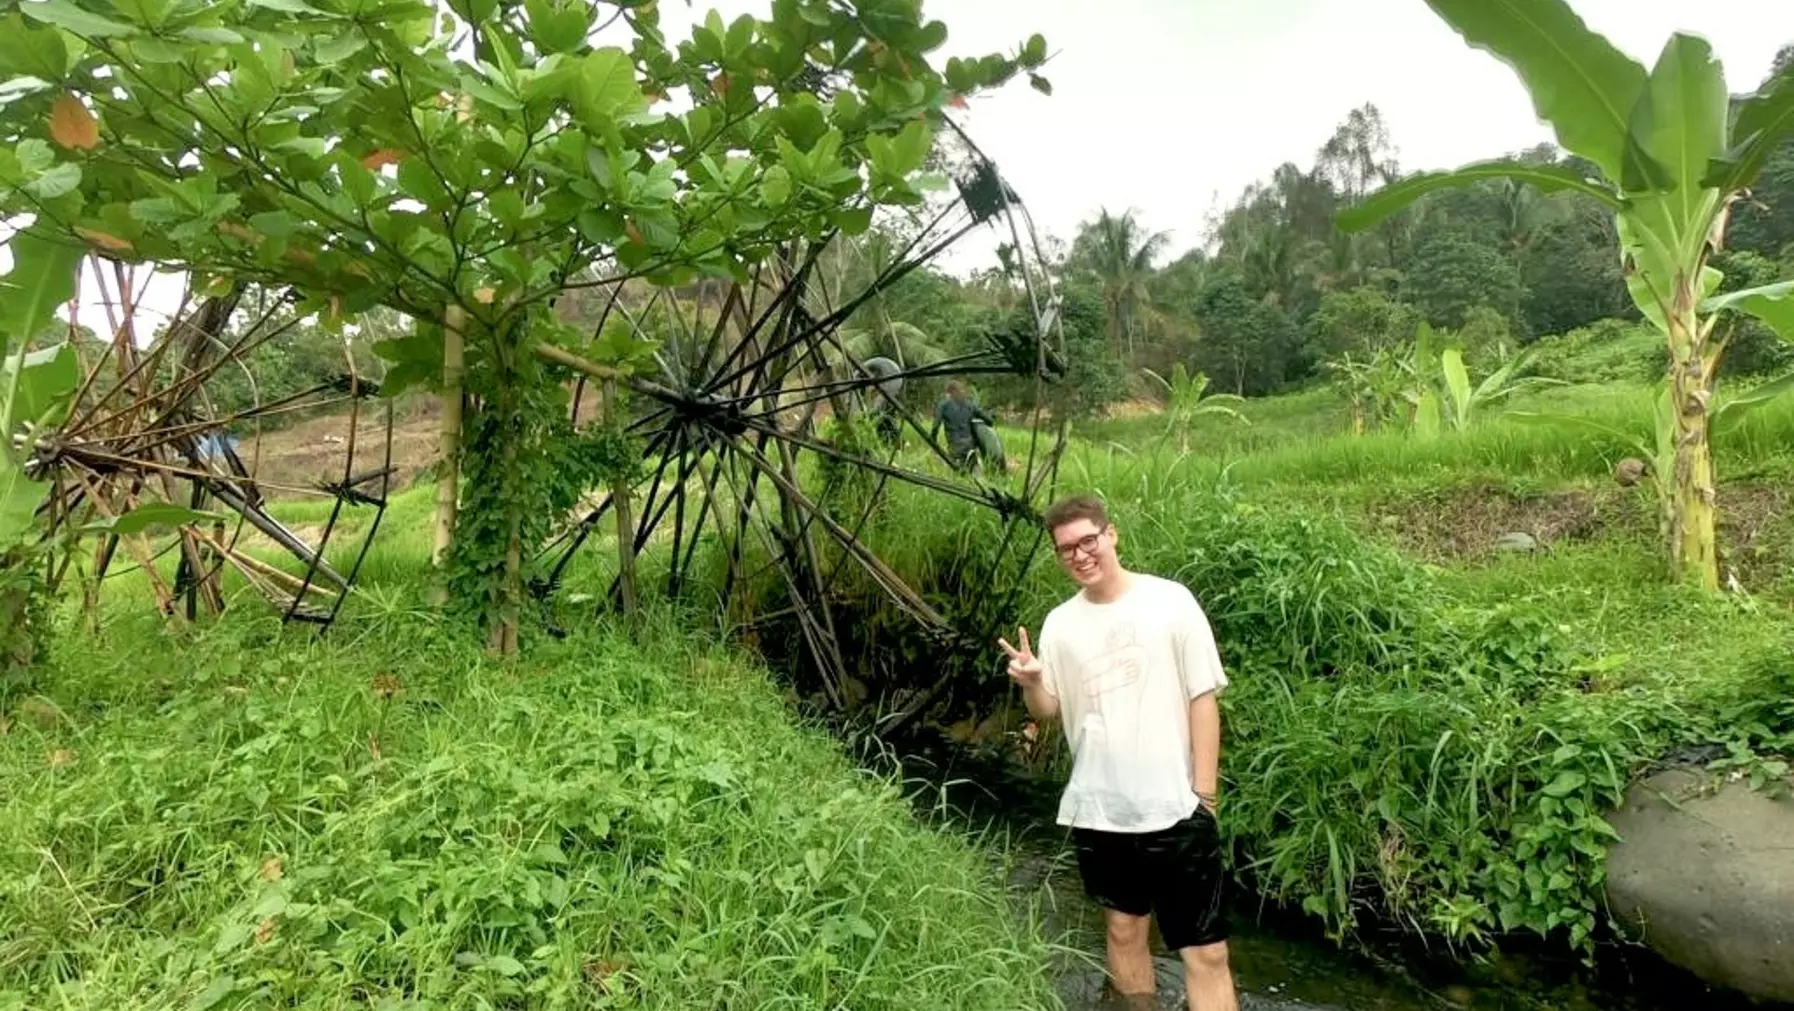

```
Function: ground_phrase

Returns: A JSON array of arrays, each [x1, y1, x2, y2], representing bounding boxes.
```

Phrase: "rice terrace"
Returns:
[[3, 0, 1794, 1008]]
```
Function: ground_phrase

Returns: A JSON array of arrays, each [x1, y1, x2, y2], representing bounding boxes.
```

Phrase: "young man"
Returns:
[[999, 494, 1238, 1011]]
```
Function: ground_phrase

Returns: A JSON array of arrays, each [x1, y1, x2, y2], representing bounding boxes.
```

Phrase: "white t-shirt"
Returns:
[[1038, 573, 1229, 833]]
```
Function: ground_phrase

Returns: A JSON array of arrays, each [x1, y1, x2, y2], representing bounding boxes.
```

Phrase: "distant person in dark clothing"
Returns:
[[934, 380, 994, 471]]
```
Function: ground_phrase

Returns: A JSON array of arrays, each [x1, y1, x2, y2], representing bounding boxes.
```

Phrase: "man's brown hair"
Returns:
[[1042, 493, 1109, 534]]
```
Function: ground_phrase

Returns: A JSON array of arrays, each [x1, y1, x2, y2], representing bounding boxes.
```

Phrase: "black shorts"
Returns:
[[1072, 808, 1229, 951]]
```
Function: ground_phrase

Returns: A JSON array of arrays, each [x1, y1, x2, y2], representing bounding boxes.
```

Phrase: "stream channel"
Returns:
[[885, 737, 1790, 1011]]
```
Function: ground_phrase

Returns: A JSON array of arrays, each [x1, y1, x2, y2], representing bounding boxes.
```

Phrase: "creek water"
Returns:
[[887, 738, 1787, 1011]]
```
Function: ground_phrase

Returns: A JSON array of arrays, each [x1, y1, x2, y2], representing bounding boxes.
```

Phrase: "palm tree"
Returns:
[[1069, 208, 1171, 358]]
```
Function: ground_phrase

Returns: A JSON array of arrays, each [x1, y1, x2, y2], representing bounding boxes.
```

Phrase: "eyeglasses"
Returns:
[[1054, 526, 1108, 560]]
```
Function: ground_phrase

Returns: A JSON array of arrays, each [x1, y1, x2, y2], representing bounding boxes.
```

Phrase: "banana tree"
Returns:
[[1436, 343, 1563, 433], [1338, 0, 1794, 589], [1326, 348, 1409, 435], [1141, 363, 1247, 452]]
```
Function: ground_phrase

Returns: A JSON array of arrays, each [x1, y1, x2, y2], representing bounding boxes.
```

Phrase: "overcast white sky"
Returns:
[[45, 0, 1794, 327], [895, 0, 1794, 269]]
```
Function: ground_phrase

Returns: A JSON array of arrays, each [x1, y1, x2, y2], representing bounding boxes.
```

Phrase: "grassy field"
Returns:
[[11, 366, 1794, 991], [0, 600, 1063, 1010]]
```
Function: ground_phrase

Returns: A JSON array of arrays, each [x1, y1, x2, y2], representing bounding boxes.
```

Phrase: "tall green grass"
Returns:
[[0, 607, 1061, 1011], [1114, 380, 1794, 490], [50, 375, 1794, 973]]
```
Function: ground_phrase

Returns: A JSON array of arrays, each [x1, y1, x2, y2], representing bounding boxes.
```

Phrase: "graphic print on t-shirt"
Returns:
[[1081, 621, 1144, 702]]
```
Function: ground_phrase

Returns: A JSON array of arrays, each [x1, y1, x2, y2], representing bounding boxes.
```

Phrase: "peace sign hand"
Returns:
[[998, 627, 1044, 689]]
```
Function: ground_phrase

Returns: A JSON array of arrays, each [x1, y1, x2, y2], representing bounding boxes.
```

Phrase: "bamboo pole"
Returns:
[[430, 307, 466, 602], [605, 379, 639, 618]]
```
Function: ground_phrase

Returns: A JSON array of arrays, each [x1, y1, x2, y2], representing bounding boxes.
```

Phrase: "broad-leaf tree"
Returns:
[[1339, 0, 1794, 589], [0, 0, 1049, 647]]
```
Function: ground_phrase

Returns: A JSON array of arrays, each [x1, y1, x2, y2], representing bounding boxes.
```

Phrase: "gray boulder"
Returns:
[[1493, 531, 1539, 553], [1605, 768, 1794, 1002]]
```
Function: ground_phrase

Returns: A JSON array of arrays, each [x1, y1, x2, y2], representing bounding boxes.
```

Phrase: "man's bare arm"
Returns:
[[999, 627, 1059, 722], [1020, 677, 1060, 722], [1189, 691, 1221, 810]]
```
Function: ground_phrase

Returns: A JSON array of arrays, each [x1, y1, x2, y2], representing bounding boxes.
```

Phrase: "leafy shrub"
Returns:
[[1710, 250, 1794, 378], [1190, 273, 1303, 397], [827, 472, 1794, 957], [1526, 319, 1662, 384], [974, 287, 1125, 422], [0, 614, 1056, 1011], [1306, 286, 1422, 360]]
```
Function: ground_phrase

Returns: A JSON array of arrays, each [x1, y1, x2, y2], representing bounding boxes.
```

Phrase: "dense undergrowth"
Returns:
[[729, 380, 1794, 959], [0, 606, 1059, 1011]]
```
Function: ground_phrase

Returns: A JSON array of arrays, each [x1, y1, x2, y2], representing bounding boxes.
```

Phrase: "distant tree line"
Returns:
[[923, 44, 1794, 413]]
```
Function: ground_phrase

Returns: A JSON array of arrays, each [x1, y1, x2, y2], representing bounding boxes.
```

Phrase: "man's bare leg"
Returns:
[[1179, 940, 1238, 1011], [1103, 908, 1156, 1002]]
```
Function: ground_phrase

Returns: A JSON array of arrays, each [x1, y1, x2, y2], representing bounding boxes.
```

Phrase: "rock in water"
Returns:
[[1605, 768, 1794, 1002]]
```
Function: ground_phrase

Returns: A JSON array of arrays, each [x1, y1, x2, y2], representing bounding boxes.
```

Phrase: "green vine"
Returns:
[[0, 549, 51, 694], [448, 311, 643, 641]]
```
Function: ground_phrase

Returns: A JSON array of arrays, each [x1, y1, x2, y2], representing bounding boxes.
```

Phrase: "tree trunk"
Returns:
[[431, 307, 466, 601], [487, 522, 523, 655], [1666, 290, 1719, 590]]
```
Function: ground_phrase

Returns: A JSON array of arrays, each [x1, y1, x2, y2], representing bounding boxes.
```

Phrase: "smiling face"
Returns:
[[1051, 516, 1120, 592]]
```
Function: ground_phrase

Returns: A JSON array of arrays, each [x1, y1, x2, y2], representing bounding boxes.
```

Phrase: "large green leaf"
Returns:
[[1623, 35, 1725, 201], [19, 0, 139, 36], [1702, 62, 1794, 192], [1336, 160, 1620, 233], [372, 326, 444, 398], [1441, 347, 1472, 430], [1703, 280, 1794, 344], [0, 342, 80, 429], [1619, 34, 1727, 282], [1714, 369, 1794, 427], [0, 454, 49, 547], [1421, 0, 1653, 183], [81, 502, 223, 535], [0, 13, 70, 80], [0, 230, 83, 346], [1412, 390, 1442, 438], [1475, 347, 1528, 400], [573, 47, 646, 131], [523, 0, 591, 54], [1617, 211, 1723, 333]]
